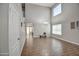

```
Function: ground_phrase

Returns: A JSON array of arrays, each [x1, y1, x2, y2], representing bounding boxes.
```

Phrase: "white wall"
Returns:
[[20, 17, 26, 55], [0, 3, 25, 56], [33, 24, 50, 37], [25, 4, 50, 23], [51, 3, 79, 45], [0, 4, 9, 56], [25, 4, 51, 37], [9, 3, 25, 56]]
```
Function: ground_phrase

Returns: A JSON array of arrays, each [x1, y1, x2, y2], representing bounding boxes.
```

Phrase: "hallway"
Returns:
[[21, 37, 79, 56]]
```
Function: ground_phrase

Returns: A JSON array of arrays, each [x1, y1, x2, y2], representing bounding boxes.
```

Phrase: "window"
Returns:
[[52, 24, 62, 35], [53, 4, 62, 16]]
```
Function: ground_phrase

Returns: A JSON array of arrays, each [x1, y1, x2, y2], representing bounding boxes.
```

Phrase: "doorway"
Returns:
[[26, 25, 33, 49], [26, 26, 33, 37]]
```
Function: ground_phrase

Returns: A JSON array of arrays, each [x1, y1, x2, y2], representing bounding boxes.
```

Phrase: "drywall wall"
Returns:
[[9, 3, 25, 56], [25, 3, 50, 24], [9, 3, 21, 55], [51, 3, 79, 45], [33, 23, 50, 37], [25, 4, 51, 37], [0, 4, 9, 55], [0, 3, 25, 56], [20, 17, 26, 55]]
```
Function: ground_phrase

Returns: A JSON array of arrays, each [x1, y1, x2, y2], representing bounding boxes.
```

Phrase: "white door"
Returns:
[[9, 4, 20, 56]]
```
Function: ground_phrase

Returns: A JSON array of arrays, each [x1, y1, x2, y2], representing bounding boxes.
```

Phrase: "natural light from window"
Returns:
[[53, 4, 62, 16], [52, 24, 62, 35]]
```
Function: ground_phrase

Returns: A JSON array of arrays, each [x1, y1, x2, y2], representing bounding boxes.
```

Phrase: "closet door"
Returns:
[[9, 4, 20, 56]]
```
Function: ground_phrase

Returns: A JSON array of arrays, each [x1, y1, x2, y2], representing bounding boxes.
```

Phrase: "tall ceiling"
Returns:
[[32, 3, 55, 8], [25, 3, 55, 24]]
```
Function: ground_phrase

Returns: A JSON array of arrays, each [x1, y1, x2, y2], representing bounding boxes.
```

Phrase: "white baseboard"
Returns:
[[33, 36, 39, 37], [52, 36, 79, 46], [33, 35, 50, 38], [33, 36, 39, 39], [0, 53, 9, 56]]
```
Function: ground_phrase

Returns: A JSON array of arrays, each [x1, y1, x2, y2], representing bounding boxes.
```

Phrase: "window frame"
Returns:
[[53, 4, 63, 16], [52, 24, 62, 35]]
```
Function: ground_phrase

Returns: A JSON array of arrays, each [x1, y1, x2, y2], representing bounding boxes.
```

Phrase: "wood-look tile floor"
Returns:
[[21, 37, 79, 56]]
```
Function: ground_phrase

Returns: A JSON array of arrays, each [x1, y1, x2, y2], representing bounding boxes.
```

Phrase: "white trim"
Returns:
[[0, 53, 9, 56], [59, 38, 79, 46], [33, 36, 39, 38], [52, 36, 79, 46]]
